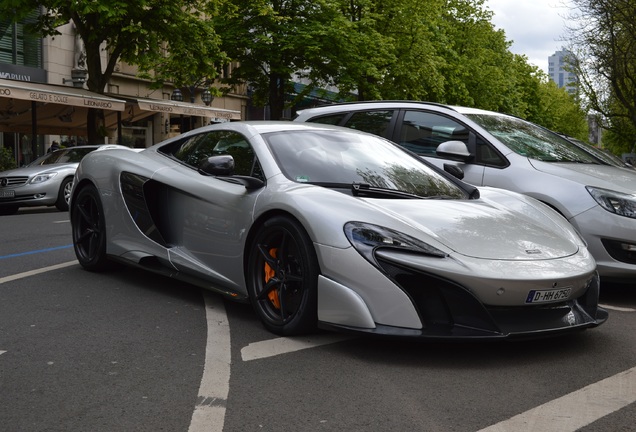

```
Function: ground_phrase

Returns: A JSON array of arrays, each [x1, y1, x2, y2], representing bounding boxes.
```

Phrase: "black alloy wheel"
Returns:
[[247, 215, 319, 336], [71, 184, 110, 271]]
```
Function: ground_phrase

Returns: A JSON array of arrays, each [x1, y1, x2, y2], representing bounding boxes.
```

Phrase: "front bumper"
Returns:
[[315, 244, 607, 340], [570, 205, 636, 282]]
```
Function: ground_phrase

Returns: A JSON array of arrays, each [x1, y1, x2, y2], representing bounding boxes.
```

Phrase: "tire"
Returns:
[[71, 184, 110, 271], [247, 216, 319, 336], [0, 205, 19, 216], [55, 177, 74, 212]]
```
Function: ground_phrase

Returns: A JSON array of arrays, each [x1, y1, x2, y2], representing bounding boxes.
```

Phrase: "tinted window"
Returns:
[[307, 113, 347, 126], [163, 131, 262, 178], [342, 110, 393, 137], [398, 111, 469, 155]]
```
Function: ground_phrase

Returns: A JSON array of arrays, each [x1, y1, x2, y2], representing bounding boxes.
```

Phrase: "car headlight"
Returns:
[[586, 186, 636, 218], [29, 172, 58, 185], [344, 221, 447, 267]]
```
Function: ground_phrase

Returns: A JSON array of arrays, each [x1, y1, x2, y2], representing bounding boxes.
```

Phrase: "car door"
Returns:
[[391, 109, 511, 186], [155, 129, 265, 291]]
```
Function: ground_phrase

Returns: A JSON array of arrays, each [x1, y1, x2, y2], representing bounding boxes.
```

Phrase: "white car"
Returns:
[[294, 101, 636, 282]]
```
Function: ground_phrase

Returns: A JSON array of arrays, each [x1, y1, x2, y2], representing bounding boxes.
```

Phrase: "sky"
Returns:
[[485, 0, 572, 74]]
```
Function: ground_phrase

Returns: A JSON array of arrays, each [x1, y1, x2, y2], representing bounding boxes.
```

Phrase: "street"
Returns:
[[1, 208, 635, 432]]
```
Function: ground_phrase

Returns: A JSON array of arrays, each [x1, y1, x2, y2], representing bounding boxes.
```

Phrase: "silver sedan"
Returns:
[[0, 145, 127, 215]]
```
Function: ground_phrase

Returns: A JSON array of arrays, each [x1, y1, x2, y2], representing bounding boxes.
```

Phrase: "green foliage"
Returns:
[[568, 0, 636, 147], [0, 0, 226, 140], [1, 0, 590, 132], [0, 146, 17, 172]]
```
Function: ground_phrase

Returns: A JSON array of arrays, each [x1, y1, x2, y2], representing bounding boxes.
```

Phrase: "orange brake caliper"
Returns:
[[264, 248, 281, 309]]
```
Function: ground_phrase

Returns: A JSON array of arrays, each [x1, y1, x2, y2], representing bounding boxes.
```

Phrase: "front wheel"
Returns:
[[247, 216, 319, 336], [55, 177, 73, 211], [71, 184, 110, 271]]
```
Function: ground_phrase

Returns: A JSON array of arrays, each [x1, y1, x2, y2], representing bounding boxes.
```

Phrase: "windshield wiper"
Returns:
[[351, 183, 422, 199]]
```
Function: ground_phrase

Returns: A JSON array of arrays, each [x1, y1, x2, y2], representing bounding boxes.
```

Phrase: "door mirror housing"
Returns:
[[436, 140, 472, 162]]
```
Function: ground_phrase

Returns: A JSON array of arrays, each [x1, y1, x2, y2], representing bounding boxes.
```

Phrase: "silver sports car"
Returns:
[[70, 122, 607, 339]]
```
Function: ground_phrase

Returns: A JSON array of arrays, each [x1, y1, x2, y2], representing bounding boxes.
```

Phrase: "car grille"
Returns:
[[376, 257, 500, 333], [0, 176, 29, 187]]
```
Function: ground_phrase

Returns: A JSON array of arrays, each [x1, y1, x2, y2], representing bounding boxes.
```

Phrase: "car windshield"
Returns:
[[29, 147, 96, 166], [466, 113, 599, 163], [264, 129, 467, 199]]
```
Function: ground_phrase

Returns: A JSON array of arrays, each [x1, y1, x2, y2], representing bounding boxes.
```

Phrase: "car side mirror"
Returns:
[[199, 155, 234, 176], [436, 140, 472, 162], [198, 155, 264, 190]]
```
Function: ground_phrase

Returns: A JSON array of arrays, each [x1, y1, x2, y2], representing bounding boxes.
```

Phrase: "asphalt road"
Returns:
[[1, 207, 635, 432]]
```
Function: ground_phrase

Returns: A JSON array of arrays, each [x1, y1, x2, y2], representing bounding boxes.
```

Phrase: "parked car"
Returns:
[[70, 121, 606, 339], [294, 101, 636, 282], [0, 144, 130, 215]]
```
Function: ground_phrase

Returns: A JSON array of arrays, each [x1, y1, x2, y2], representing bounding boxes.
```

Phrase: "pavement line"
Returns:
[[0, 351, 6, 356], [0, 244, 73, 260], [188, 293, 231, 432], [241, 334, 353, 362], [599, 303, 635, 312], [0, 260, 78, 285], [477, 366, 636, 432]]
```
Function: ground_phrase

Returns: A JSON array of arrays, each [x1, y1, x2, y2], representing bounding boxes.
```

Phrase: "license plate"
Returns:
[[526, 287, 571, 304], [0, 190, 15, 199]]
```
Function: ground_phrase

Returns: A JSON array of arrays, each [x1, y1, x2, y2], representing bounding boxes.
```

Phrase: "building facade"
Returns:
[[548, 49, 577, 95], [1, 13, 246, 166]]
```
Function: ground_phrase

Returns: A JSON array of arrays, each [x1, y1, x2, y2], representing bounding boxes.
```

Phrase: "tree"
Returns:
[[566, 0, 636, 149], [0, 0, 225, 142], [215, 0, 343, 120]]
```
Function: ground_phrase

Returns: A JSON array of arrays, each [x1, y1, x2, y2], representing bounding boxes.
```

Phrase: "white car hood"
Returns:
[[529, 160, 636, 192], [370, 199, 578, 260]]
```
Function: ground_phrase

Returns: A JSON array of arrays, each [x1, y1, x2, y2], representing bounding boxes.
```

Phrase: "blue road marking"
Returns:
[[0, 244, 73, 260]]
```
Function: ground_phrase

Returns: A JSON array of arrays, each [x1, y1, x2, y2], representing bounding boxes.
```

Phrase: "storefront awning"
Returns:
[[136, 98, 241, 121], [0, 78, 126, 136]]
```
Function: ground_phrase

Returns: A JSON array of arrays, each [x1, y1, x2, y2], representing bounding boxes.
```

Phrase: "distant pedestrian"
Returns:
[[49, 141, 60, 152]]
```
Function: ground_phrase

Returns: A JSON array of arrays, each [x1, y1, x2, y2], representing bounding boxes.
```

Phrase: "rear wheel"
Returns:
[[247, 216, 318, 335], [55, 177, 73, 211], [71, 184, 109, 271]]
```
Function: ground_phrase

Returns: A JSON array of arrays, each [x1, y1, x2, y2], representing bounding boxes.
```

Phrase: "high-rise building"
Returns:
[[548, 49, 577, 94]]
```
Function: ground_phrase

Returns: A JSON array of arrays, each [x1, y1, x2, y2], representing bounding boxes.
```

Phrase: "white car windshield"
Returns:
[[466, 113, 599, 163], [30, 148, 96, 166], [265, 129, 467, 199]]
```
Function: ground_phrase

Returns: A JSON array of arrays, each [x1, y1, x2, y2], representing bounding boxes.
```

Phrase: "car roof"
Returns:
[[296, 100, 454, 115], [192, 120, 375, 137]]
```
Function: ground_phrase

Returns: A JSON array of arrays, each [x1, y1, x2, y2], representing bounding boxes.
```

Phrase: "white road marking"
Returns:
[[188, 293, 231, 432], [599, 303, 635, 312], [53, 220, 70, 224], [477, 366, 636, 432], [0, 261, 77, 285], [0, 351, 6, 356], [241, 334, 352, 362]]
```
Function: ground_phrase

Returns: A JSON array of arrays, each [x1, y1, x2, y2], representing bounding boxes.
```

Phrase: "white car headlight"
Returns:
[[29, 172, 58, 185], [587, 186, 636, 218], [344, 221, 447, 267]]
